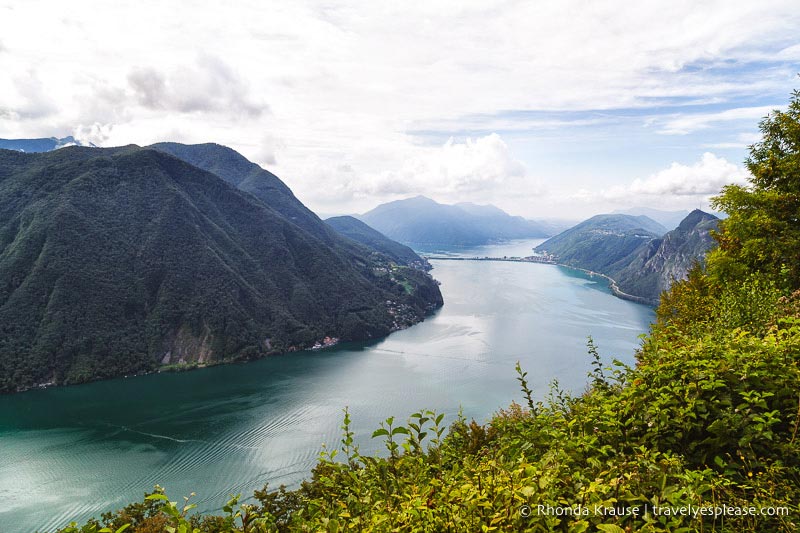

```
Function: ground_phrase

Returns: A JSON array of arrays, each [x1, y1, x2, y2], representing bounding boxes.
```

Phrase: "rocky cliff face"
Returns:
[[534, 210, 719, 304], [614, 210, 719, 303]]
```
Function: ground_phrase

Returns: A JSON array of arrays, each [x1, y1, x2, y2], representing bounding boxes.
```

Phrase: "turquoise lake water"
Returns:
[[0, 240, 655, 532]]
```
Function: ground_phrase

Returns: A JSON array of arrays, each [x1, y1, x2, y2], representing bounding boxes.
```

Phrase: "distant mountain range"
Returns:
[[0, 136, 94, 153], [0, 142, 442, 393], [536, 211, 718, 304], [359, 195, 551, 246]]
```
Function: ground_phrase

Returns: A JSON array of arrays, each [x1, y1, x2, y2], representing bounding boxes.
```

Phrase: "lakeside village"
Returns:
[[311, 336, 340, 350], [425, 251, 557, 265]]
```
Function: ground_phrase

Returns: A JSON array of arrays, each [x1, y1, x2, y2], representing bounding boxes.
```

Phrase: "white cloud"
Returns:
[[777, 43, 800, 60], [2, 71, 58, 121], [600, 153, 749, 208], [290, 133, 543, 211], [377, 134, 527, 196], [0, 0, 797, 216], [631, 153, 749, 195], [657, 106, 777, 135], [127, 56, 268, 118], [73, 123, 114, 147]]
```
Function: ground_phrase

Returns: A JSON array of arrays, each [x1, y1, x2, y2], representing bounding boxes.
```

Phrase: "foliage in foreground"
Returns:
[[55, 91, 800, 532], [55, 306, 800, 532]]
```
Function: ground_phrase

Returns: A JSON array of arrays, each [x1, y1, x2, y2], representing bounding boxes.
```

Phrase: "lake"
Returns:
[[0, 240, 655, 532]]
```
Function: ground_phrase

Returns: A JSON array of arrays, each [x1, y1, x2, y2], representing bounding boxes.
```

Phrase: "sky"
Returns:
[[1, 0, 799, 219]]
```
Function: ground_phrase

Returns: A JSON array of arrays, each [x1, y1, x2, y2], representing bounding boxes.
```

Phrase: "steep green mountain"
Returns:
[[536, 211, 718, 304], [0, 136, 91, 153], [149, 143, 441, 282], [359, 195, 550, 246], [614, 210, 719, 302], [534, 214, 666, 273], [0, 146, 442, 393], [325, 215, 429, 269], [149, 142, 327, 237]]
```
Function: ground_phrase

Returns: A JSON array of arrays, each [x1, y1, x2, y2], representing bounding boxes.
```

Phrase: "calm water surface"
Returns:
[[0, 240, 654, 532]]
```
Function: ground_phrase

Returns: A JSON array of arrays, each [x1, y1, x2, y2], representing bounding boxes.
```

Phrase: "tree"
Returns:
[[709, 88, 800, 290]]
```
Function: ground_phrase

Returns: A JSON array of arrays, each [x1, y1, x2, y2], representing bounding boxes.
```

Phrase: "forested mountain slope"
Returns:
[[536, 211, 717, 303], [0, 146, 441, 393], [534, 214, 665, 273], [325, 215, 429, 269]]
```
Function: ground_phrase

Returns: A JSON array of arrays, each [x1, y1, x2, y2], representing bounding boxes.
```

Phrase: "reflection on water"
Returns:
[[0, 240, 654, 531]]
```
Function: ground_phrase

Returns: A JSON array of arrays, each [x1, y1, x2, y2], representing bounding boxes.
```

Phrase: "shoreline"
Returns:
[[8, 303, 441, 396], [554, 264, 658, 307], [427, 255, 658, 307]]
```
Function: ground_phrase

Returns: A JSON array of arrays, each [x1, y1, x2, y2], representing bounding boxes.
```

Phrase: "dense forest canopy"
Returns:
[[0, 146, 442, 394]]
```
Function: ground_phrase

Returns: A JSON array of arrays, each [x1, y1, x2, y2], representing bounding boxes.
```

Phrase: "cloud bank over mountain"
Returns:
[[0, 1, 798, 217]]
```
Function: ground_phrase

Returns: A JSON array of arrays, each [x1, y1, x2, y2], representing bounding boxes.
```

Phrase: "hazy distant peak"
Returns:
[[454, 202, 507, 217], [405, 195, 438, 205], [361, 196, 550, 245]]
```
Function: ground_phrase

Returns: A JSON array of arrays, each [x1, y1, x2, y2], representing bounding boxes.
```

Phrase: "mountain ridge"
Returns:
[[534, 214, 667, 276], [536, 210, 718, 303], [0, 135, 94, 153], [324, 215, 430, 269], [613, 209, 719, 302], [611, 207, 691, 230], [0, 145, 442, 393]]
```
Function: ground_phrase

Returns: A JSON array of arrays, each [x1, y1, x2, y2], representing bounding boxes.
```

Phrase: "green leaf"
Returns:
[[372, 428, 390, 438], [597, 525, 625, 533]]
